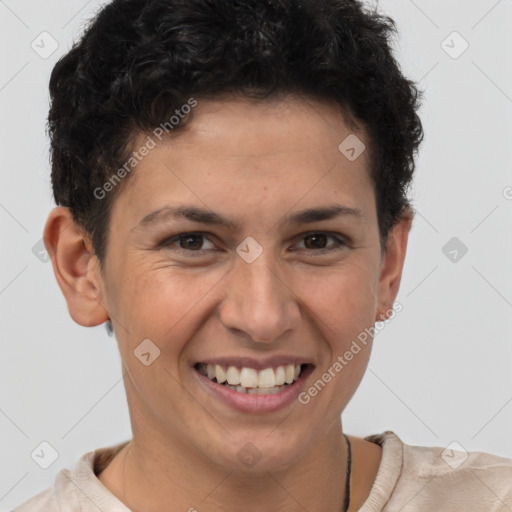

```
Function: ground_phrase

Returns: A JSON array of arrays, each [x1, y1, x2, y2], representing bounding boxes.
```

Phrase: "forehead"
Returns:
[[154, 95, 364, 159], [112, 95, 375, 228]]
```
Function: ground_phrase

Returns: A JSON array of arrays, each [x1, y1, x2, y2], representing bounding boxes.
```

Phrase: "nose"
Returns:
[[218, 251, 301, 344]]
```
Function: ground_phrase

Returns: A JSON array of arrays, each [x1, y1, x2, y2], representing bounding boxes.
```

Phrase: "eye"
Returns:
[[293, 232, 347, 254], [159, 232, 216, 255], [159, 231, 348, 257]]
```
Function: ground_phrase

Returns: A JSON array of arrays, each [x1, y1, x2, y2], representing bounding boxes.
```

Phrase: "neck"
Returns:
[[117, 420, 349, 512]]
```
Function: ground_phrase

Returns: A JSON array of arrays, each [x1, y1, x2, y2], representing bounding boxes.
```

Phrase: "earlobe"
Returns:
[[43, 206, 109, 327], [375, 209, 413, 322]]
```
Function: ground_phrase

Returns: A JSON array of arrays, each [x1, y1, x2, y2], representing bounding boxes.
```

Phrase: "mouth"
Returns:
[[194, 362, 310, 395]]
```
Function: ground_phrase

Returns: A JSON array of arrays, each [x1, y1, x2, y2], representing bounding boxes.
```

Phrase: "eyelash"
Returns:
[[159, 231, 348, 256]]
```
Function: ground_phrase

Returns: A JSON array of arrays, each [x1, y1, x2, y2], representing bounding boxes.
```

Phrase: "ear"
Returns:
[[375, 208, 413, 322], [43, 206, 109, 327]]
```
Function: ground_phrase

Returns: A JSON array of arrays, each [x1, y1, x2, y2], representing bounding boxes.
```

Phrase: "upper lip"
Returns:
[[195, 356, 314, 371]]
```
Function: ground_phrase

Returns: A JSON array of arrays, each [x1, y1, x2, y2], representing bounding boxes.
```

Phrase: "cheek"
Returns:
[[297, 266, 377, 412], [109, 269, 213, 407], [113, 265, 226, 351], [298, 259, 378, 337]]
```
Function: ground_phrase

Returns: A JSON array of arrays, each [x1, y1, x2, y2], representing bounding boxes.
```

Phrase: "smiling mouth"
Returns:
[[194, 362, 310, 395]]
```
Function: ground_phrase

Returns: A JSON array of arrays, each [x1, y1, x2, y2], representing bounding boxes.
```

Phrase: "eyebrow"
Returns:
[[135, 203, 363, 232], [136, 204, 364, 230]]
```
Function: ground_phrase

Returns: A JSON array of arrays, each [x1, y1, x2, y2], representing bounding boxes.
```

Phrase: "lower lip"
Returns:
[[194, 365, 314, 414]]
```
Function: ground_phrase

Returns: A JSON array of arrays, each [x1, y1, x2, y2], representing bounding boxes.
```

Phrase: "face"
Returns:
[[52, 95, 409, 473]]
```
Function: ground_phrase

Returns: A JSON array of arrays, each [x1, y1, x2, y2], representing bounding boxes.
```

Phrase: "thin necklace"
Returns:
[[343, 433, 352, 512], [121, 436, 352, 512]]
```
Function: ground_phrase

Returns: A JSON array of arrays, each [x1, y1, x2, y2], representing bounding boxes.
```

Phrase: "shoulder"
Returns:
[[364, 431, 512, 511], [12, 463, 87, 512], [12, 440, 131, 512], [397, 433, 512, 480], [12, 477, 64, 512]]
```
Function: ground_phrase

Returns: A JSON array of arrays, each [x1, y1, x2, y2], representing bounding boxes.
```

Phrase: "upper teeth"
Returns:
[[200, 363, 302, 388]]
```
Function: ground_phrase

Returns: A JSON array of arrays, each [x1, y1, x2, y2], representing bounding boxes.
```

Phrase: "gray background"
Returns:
[[1, 0, 511, 509]]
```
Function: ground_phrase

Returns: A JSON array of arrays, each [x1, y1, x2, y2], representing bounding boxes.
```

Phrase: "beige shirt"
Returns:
[[13, 431, 512, 511]]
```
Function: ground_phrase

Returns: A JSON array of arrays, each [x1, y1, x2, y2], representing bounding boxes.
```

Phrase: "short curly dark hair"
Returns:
[[48, 0, 424, 265]]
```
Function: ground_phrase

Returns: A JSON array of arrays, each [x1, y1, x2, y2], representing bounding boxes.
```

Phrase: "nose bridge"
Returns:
[[219, 248, 300, 343]]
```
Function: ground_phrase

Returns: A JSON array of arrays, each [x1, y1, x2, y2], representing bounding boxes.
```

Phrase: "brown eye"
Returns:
[[178, 234, 205, 250], [303, 233, 329, 249], [159, 232, 216, 254], [295, 232, 348, 254]]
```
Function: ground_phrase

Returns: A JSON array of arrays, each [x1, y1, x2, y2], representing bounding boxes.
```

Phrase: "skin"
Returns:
[[44, 95, 413, 512]]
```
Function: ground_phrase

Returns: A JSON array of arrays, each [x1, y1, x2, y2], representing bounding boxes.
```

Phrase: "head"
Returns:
[[44, 0, 423, 472]]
